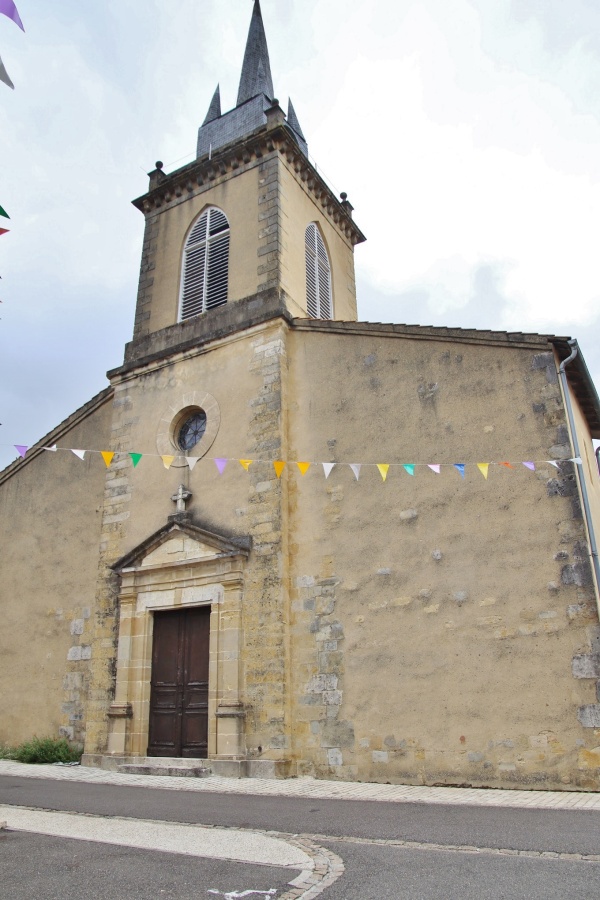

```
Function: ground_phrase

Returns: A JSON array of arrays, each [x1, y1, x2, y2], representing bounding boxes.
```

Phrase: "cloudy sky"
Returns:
[[1, 0, 599, 469]]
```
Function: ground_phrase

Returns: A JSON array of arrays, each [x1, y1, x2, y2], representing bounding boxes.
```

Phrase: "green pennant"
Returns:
[[130, 453, 142, 468], [0, 205, 9, 219]]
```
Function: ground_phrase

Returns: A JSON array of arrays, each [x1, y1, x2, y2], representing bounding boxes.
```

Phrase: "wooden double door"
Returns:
[[148, 606, 210, 758]]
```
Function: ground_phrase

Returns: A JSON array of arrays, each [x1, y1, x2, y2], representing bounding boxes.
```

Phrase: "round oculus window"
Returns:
[[177, 410, 207, 452]]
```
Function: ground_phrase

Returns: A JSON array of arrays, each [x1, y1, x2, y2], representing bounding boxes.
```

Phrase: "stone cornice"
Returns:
[[132, 123, 366, 247]]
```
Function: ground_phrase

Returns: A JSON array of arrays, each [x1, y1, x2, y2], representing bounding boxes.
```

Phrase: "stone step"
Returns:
[[117, 764, 211, 778]]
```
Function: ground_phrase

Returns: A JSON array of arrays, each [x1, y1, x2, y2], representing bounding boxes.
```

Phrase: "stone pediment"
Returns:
[[112, 520, 251, 573]]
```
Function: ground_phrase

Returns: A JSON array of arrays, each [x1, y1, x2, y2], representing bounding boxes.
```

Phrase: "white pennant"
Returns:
[[186, 457, 199, 471], [570, 457, 582, 465], [71, 449, 86, 460], [322, 462, 335, 479], [44, 445, 58, 452], [349, 463, 361, 481], [547, 460, 560, 469]]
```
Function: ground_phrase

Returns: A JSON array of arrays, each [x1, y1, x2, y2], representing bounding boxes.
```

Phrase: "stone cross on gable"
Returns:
[[171, 484, 192, 514]]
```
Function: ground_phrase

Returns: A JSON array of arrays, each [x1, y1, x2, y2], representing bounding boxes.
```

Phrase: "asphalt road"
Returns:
[[2, 775, 600, 899], [1, 830, 293, 900], [1, 775, 599, 854]]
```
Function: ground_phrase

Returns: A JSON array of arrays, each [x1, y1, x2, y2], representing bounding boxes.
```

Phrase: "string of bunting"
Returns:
[[7, 443, 582, 480], [0, 0, 25, 90]]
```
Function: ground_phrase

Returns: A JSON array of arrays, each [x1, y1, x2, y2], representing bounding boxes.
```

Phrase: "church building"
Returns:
[[2, 1, 600, 789]]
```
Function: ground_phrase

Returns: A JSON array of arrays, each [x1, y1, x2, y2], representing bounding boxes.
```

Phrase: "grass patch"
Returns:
[[1, 737, 82, 765]]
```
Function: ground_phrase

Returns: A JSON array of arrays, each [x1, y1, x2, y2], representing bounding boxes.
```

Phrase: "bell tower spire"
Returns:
[[237, 0, 274, 105]]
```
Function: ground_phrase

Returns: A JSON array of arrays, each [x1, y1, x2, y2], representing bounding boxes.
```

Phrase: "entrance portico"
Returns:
[[105, 518, 250, 765]]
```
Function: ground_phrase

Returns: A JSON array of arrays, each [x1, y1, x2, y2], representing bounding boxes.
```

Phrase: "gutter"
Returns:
[[558, 339, 600, 609]]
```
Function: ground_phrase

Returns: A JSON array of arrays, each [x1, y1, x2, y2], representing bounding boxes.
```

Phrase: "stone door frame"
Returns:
[[107, 520, 249, 761]]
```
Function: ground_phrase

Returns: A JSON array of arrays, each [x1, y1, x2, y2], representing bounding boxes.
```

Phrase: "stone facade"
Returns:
[[1, 1, 600, 790]]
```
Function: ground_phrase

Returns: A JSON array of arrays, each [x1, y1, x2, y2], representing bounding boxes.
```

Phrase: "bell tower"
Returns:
[[127, 0, 365, 361]]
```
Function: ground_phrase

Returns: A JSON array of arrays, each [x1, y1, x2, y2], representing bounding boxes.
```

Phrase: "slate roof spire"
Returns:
[[236, 0, 274, 105], [202, 85, 221, 125]]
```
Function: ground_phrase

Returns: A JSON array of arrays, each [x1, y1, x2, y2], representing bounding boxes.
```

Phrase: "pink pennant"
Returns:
[[428, 464, 441, 474], [14, 444, 27, 457], [522, 462, 536, 471], [214, 458, 227, 474]]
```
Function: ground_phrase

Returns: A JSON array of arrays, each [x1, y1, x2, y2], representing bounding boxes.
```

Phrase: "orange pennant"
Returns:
[[377, 464, 389, 481], [161, 455, 175, 470], [296, 462, 311, 476], [239, 459, 252, 471], [100, 451, 115, 468], [273, 460, 286, 478], [499, 461, 513, 469]]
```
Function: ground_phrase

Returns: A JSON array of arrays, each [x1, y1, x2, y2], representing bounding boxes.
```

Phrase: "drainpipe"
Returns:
[[558, 339, 600, 610]]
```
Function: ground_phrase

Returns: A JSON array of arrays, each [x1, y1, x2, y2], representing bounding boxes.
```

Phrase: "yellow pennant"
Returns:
[[477, 463, 489, 480], [296, 462, 311, 476], [273, 460, 286, 478], [239, 459, 252, 471], [161, 455, 175, 470], [377, 464, 390, 482], [100, 451, 115, 468]]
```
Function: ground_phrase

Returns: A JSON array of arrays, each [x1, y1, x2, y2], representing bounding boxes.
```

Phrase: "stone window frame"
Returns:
[[156, 391, 221, 461]]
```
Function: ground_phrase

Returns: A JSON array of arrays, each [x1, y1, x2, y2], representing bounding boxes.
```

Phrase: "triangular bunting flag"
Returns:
[[499, 461, 513, 469], [43, 445, 57, 452], [322, 462, 335, 479], [14, 444, 27, 457], [0, 1, 24, 30], [547, 460, 560, 469], [428, 464, 441, 474], [477, 463, 489, 480], [297, 462, 311, 476], [377, 464, 389, 481], [273, 460, 286, 478], [161, 455, 175, 470], [101, 451, 115, 468], [0, 54, 14, 90], [186, 457, 199, 471], [0, 204, 9, 219], [349, 464, 361, 481], [239, 459, 252, 471], [570, 457, 583, 465], [454, 464, 465, 479], [522, 461, 536, 471], [0, 228, 9, 236], [214, 458, 228, 474], [71, 449, 86, 460], [403, 464, 415, 476], [130, 453, 142, 468]]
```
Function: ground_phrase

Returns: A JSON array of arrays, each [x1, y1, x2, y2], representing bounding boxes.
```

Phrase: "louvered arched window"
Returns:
[[305, 223, 332, 319], [180, 207, 230, 320]]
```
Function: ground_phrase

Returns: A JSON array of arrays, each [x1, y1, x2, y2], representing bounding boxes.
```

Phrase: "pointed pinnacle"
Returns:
[[203, 84, 221, 125], [287, 99, 306, 141]]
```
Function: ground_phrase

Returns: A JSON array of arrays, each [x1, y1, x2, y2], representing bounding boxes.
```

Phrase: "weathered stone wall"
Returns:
[[285, 327, 600, 789], [84, 320, 294, 759], [0, 391, 113, 746]]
